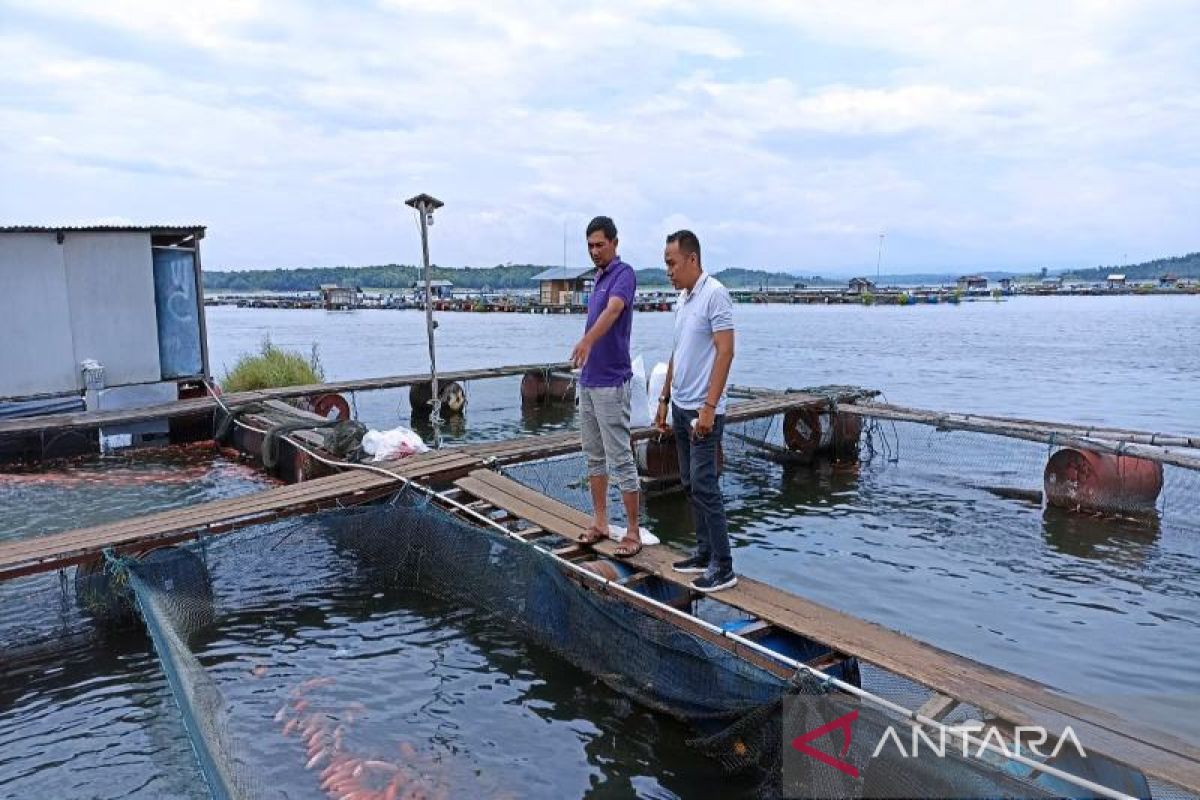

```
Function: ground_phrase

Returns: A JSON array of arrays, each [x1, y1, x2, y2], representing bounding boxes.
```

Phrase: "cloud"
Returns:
[[0, 0, 1196, 273]]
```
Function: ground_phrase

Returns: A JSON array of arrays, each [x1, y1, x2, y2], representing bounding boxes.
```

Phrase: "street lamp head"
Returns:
[[405, 193, 444, 214]]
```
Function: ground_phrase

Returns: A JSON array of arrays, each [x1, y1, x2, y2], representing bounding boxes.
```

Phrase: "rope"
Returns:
[[261, 419, 342, 470]]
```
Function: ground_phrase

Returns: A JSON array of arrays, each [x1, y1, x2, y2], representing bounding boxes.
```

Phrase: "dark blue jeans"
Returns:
[[671, 404, 732, 573]]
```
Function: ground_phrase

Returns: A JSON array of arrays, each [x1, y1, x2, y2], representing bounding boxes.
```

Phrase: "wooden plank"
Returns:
[[917, 693, 960, 722], [0, 450, 483, 579], [0, 362, 572, 437], [734, 619, 773, 639], [3, 449, 479, 565]]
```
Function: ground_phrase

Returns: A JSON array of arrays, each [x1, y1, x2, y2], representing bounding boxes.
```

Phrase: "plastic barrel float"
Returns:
[[520, 370, 576, 406], [635, 438, 725, 481], [782, 406, 862, 462], [635, 438, 680, 481], [1043, 448, 1163, 515], [409, 381, 467, 416]]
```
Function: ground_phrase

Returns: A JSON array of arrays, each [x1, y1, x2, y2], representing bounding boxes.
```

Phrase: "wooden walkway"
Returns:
[[452, 468, 1200, 796], [0, 449, 482, 581], [0, 362, 571, 437], [0, 393, 833, 582]]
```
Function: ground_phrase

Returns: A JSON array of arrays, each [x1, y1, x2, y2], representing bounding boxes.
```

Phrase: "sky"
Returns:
[[1, 1, 1197, 276]]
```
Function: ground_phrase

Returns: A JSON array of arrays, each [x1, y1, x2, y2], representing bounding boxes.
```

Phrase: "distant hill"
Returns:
[[201, 253, 1198, 293], [203, 263, 545, 292], [1059, 252, 1200, 282], [203, 263, 841, 292]]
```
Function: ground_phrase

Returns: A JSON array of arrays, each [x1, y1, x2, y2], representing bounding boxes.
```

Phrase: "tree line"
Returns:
[[201, 263, 831, 291]]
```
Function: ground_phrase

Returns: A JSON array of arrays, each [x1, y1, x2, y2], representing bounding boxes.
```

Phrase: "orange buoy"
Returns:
[[782, 408, 862, 461], [1044, 448, 1163, 515]]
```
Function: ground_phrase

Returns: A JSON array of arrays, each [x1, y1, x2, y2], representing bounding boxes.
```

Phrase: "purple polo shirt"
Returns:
[[580, 257, 636, 388]]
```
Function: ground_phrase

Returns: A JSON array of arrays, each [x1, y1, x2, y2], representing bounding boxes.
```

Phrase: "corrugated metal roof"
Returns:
[[0, 224, 205, 235], [531, 265, 595, 281]]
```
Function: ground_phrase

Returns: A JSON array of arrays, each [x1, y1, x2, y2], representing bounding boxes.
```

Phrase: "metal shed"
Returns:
[[0, 225, 210, 421]]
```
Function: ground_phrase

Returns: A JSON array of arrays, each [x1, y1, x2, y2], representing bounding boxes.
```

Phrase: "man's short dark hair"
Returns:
[[586, 216, 618, 241], [666, 229, 701, 264]]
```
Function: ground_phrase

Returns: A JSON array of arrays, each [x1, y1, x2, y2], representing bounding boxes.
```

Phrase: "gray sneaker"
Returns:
[[692, 568, 737, 593]]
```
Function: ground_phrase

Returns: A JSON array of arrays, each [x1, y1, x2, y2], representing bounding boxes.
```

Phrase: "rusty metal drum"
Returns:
[[782, 407, 862, 461], [1044, 448, 1163, 515]]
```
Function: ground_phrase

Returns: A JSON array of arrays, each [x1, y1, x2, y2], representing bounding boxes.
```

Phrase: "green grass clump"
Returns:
[[223, 340, 324, 393]]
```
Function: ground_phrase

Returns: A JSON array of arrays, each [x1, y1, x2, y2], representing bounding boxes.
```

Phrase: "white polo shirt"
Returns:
[[670, 273, 735, 414]]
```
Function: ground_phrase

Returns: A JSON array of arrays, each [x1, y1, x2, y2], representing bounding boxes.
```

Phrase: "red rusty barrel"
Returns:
[[520, 371, 547, 405], [521, 370, 575, 405], [1043, 448, 1163, 515], [635, 436, 723, 481], [782, 407, 862, 461], [636, 438, 680, 480], [546, 373, 576, 404], [311, 393, 351, 421]]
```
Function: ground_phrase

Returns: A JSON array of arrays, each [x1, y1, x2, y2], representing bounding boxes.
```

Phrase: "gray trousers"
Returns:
[[579, 381, 640, 495]]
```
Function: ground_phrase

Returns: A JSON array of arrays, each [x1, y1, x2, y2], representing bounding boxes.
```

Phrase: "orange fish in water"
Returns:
[[321, 760, 361, 791], [250, 665, 269, 678], [282, 718, 300, 736], [306, 748, 331, 770]]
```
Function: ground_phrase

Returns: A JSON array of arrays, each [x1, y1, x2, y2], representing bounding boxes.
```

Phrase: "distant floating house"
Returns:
[[1159, 273, 1180, 288], [847, 277, 876, 295], [1106, 273, 1127, 289], [320, 283, 358, 310], [532, 266, 595, 306], [956, 275, 988, 291], [1041, 276, 1063, 288], [998, 278, 1013, 291], [412, 279, 454, 300]]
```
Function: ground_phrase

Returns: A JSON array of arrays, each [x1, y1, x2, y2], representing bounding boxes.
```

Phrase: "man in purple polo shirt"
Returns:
[[570, 216, 641, 556]]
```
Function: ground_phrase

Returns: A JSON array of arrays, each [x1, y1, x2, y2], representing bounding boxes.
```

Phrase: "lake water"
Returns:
[[1, 295, 1197, 798]]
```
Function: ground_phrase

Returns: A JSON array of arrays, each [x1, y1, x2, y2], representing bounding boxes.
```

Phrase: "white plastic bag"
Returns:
[[362, 426, 430, 462], [646, 361, 671, 426], [629, 354, 651, 428]]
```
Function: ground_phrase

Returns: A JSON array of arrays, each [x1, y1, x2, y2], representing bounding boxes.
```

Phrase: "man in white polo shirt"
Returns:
[[653, 230, 737, 592]]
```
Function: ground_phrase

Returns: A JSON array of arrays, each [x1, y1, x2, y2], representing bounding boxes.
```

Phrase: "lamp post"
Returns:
[[876, 232, 885, 283], [405, 192, 445, 434]]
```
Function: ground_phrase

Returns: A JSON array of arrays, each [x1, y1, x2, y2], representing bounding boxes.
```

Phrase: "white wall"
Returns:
[[0, 233, 78, 397], [63, 233, 162, 387]]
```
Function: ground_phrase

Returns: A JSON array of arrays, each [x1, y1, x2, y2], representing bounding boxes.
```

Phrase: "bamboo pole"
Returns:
[[840, 403, 1200, 472]]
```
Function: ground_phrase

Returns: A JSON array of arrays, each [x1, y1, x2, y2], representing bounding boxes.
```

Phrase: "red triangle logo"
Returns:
[[791, 708, 860, 778]]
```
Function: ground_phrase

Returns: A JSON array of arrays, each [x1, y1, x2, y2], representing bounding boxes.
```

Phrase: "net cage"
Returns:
[[1, 403, 1197, 800]]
